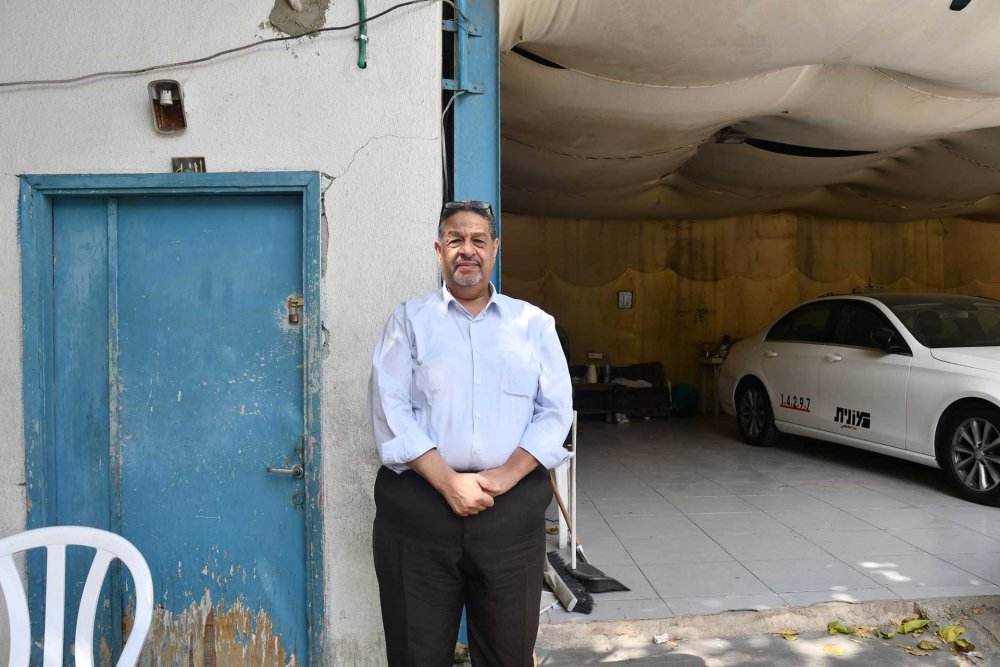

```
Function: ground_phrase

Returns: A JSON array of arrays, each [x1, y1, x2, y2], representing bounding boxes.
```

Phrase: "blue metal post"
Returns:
[[452, 0, 501, 290]]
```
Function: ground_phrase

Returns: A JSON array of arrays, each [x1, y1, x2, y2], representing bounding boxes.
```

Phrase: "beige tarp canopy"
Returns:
[[499, 0, 1000, 221]]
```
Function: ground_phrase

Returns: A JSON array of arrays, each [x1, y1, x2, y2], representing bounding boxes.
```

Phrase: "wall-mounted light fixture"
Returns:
[[618, 290, 633, 309], [148, 80, 187, 134]]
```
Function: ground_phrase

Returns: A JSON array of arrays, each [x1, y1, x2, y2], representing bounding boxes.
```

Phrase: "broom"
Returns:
[[549, 471, 630, 594], [543, 551, 593, 614]]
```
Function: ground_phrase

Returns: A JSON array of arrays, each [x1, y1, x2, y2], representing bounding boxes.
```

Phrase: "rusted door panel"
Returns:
[[45, 197, 120, 663], [43, 194, 309, 666]]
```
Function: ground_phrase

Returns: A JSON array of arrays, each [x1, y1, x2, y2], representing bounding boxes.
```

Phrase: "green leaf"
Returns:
[[916, 640, 940, 651], [779, 629, 798, 641], [898, 619, 929, 634], [954, 638, 975, 653], [875, 628, 896, 640], [828, 620, 854, 635], [939, 625, 964, 643]]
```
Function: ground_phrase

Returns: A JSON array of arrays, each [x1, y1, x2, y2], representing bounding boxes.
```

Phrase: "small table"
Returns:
[[572, 383, 615, 422], [697, 357, 725, 417]]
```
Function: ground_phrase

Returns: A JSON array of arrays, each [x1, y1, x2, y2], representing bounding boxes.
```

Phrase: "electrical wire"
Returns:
[[441, 89, 466, 197], [0, 0, 433, 88]]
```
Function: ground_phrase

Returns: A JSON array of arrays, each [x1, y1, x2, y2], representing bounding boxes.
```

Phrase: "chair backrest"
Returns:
[[0, 526, 154, 667]]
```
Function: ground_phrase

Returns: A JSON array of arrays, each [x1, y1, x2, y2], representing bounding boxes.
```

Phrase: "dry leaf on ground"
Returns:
[[954, 638, 975, 653], [897, 644, 930, 657]]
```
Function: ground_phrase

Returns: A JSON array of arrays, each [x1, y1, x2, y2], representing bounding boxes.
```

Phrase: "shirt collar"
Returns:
[[440, 282, 504, 317]]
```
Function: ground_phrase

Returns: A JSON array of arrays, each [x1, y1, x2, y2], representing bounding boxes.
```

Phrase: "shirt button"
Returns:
[[475, 412, 481, 420], [475, 379, 481, 385]]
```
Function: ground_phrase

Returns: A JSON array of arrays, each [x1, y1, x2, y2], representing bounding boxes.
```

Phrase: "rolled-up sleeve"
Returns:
[[369, 305, 436, 469], [518, 314, 574, 469]]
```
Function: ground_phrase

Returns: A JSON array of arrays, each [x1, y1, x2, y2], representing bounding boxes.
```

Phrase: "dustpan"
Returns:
[[554, 412, 630, 594]]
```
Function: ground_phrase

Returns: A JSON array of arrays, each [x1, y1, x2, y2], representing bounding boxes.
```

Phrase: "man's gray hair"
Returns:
[[438, 200, 497, 240]]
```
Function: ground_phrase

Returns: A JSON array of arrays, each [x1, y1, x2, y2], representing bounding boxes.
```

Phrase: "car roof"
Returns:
[[819, 292, 1000, 308]]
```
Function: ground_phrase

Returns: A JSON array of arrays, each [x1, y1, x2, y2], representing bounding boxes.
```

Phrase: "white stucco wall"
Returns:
[[0, 1, 442, 663]]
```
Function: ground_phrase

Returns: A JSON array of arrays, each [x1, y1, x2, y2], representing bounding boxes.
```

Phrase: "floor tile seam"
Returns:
[[759, 505, 881, 531], [943, 518, 1000, 534], [674, 523, 785, 600], [698, 510, 836, 567], [639, 562, 776, 600], [930, 553, 1000, 587], [886, 584, 1000, 598], [740, 491, 840, 520], [757, 579, 897, 595], [885, 526, 1000, 552], [744, 556, 886, 593], [791, 528, 901, 563], [588, 501, 641, 569], [677, 508, 767, 516], [629, 557, 739, 567], [777, 484, 891, 509], [835, 551, 966, 590], [790, 537, 932, 559], [616, 563, 664, 608], [840, 506, 954, 529]]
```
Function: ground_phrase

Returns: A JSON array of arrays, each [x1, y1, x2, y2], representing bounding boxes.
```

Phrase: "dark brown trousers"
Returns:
[[373, 466, 551, 667]]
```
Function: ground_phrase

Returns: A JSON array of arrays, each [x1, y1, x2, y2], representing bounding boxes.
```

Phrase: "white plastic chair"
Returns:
[[0, 526, 154, 667]]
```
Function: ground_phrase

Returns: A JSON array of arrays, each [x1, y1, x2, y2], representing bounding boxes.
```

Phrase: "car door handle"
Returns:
[[763, 351, 778, 358], [824, 353, 843, 363]]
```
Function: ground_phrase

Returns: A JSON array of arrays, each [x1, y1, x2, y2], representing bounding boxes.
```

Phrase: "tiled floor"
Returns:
[[541, 416, 1000, 624]]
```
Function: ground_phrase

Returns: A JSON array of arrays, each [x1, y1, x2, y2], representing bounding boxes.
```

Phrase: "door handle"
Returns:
[[763, 350, 778, 358], [824, 353, 843, 363], [266, 464, 304, 479]]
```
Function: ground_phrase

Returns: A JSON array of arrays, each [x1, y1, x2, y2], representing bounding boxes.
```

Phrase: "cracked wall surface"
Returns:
[[0, 1, 442, 663]]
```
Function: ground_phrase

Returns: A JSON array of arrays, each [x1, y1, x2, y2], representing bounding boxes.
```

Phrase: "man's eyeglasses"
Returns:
[[442, 200, 494, 218]]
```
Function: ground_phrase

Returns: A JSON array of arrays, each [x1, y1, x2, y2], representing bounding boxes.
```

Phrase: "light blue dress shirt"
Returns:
[[369, 285, 573, 473]]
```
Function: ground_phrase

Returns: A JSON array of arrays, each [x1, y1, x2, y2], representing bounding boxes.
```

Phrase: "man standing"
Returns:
[[369, 200, 573, 666]]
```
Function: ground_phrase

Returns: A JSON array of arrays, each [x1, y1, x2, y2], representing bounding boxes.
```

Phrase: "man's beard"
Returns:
[[452, 263, 484, 287]]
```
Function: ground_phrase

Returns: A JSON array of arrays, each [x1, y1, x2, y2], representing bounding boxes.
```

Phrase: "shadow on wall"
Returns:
[[501, 213, 1000, 385]]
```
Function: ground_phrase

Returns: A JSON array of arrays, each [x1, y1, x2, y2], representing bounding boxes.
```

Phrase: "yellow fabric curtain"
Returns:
[[501, 213, 1000, 385]]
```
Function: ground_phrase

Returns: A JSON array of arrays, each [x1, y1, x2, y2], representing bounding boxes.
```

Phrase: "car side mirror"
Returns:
[[871, 327, 907, 354]]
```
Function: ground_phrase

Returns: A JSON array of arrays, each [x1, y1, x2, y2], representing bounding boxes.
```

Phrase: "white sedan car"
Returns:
[[719, 293, 1000, 506]]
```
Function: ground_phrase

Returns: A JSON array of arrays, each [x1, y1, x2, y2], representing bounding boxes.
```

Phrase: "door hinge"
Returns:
[[442, 15, 484, 95], [442, 19, 481, 36], [442, 78, 484, 94]]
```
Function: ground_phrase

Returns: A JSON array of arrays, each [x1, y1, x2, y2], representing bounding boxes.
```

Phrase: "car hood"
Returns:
[[930, 347, 1000, 374]]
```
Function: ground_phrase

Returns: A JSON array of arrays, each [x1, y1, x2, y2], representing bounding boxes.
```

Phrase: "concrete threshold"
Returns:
[[536, 596, 1000, 665]]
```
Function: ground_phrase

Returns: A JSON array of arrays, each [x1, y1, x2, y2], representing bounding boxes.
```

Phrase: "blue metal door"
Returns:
[[33, 187, 315, 665]]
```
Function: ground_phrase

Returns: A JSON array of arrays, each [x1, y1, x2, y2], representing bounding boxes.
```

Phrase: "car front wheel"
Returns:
[[736, 381, 778, 447], [940, 405, 1000, 506]]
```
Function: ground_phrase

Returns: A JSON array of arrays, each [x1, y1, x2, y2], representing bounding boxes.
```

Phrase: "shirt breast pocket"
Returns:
[[501, 354, 539, 398]]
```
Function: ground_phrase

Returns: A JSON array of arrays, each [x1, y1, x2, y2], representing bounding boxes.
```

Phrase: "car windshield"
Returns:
[[891, 299, 1000, 348]]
